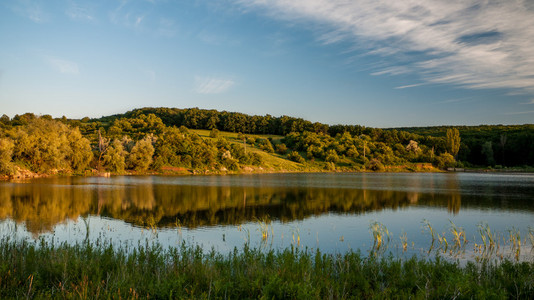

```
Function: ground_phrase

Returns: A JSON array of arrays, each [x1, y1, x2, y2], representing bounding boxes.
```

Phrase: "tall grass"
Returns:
[[1, 236, 533, 299]]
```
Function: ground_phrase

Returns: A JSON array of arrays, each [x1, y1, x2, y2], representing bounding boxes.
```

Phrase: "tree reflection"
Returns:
[[0, 175, 531, 236]]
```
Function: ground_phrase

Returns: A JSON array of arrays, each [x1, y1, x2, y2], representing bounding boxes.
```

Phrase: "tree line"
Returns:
[[0, 108, 532, 176]]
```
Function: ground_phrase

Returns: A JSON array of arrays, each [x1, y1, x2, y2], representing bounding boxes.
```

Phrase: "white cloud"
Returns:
[[47, 57, 79, 74], [135, 16, 144, 27], [235, 0, 534, 95], [522, 99, 534, 104], [395, 83, 424, 90], [195, 76, 235, 94]]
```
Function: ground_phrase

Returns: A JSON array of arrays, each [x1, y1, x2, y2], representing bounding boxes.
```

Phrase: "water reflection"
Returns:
[[1, 173, 533, 237]]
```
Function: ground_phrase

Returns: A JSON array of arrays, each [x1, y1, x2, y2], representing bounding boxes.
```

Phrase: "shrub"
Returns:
[[288, 151, 305, 164], [276, 143, 288, 154], [434, 153, 456, 169], [209, 128, 220, 138], [366, 159, 385, 171]]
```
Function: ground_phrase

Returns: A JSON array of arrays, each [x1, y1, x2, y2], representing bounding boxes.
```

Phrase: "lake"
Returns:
[[1, 172, 533, 261]]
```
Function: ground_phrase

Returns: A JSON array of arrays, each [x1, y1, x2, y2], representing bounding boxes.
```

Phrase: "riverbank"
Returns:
[[1, 238, 532, 299], [1, 162, 444, 181], [5, 161, 534, 181]]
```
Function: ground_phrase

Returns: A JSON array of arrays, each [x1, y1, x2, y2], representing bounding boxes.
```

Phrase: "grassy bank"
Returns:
[[1, 238, 533, 299]]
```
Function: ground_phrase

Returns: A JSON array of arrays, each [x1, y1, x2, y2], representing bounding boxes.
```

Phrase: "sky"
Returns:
[[1, 0, 534, 128]]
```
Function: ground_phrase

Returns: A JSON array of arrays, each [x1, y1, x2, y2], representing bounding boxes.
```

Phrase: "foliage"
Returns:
[[209, 128, 219, 138], [481, 141, 495, 166], [102, 139, 127, 173], [446, 128, 461, 158], [127, 136, 155, 171], [1, 117, 94, 174], [366, 159, 385, 171], [1, 107, 533, 176], [0, 138, 15, 175], [276, 143, 288, 154], [260, 138, 275, 153], [435, 153, 456, 169], [288, 151, 305, 164]]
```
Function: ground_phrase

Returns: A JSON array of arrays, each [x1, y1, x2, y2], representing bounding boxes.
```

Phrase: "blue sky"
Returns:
[[1, 0, 533, 127]]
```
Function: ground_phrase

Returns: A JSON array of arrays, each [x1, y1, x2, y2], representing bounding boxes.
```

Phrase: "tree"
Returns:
[[405, 140, 420, 153], [276, 143, 288, 154], [500, 134, 507, 165], [366, 159, 385, 171], [435, 153, 456, 169], [67, 128, 93, 172], [209, 128, 220, 138], [127, 136, 155, 171], [288, 151, 305, 164], [446, 128, 461, 159], [103, 139, 127, 173], [325, 149, 339, 163], [0, 138, 14, 175], [260, 139, 274, 153], [481, 141, 495, 166]]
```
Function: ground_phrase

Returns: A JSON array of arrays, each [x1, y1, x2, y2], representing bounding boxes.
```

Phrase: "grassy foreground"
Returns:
[[1, 238, 533, 299]]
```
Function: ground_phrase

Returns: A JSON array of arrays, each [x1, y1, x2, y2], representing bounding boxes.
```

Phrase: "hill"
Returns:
[[1, 108, 533, 178]]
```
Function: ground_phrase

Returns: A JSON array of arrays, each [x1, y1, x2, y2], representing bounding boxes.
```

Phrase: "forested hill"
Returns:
[[392, 125, 534, 167], [92, 107, 534, 168], [0, 107, 533, 178]]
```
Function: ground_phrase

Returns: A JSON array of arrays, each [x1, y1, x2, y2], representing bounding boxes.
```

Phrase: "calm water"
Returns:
[[1, 172, 533, 260]]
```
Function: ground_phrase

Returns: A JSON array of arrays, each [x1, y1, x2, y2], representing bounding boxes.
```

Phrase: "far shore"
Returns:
[[3, 164, 534, 181]]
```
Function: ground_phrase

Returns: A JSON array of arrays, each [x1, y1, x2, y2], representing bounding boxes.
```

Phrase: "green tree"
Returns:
[[446, 128, 461, 159], [0, 138, 15, 175], [366, 159, 385, 171], [276, 143, 288, 154], [103, 139, 127, 173], [288, 151, 305, 164], [209, 128, 220, 138], [67, 129, 93, 172], [260, 139, 274, 153], [325, 149, 339, 163], [481, 141, 495, 166], [435, 153, 456, 169], [127, 136, 155, 171]]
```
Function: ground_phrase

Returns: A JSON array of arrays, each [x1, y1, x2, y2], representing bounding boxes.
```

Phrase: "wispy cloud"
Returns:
[[109, 1, 146, 29], [195, 76, 235, 94], [394, 83, 424, 90], [521, 99, 534, 104], [11, 0, 49, 23], [66, 3, 95, 22], [235, 0, 534, 95], [504, 110, 534, 115], [46, 57, 79, 74]]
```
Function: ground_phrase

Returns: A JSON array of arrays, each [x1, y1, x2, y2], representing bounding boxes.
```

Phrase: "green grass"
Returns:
[[1, 237, 533, 299], [191, 129, 309, 172]]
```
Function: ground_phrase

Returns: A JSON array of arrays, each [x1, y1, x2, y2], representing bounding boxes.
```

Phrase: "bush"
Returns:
[[260, 139, 275, 153], [276, 143, 288, 154], [434, 153, 456, 169], [325, 149, 339, 163], [366, 159, 385, 171], [209, 128, 220, 138], [288, 151, 305, 164]]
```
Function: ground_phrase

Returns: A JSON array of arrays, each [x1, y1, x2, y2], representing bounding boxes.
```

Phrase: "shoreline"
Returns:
[[3, 164, 534, 181]]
